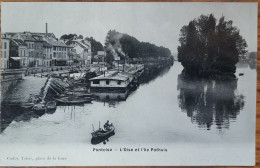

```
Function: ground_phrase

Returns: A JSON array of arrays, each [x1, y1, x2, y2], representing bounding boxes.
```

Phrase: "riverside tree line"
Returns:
[[60, 30, 173, 67], [104, 30, 173, 66]]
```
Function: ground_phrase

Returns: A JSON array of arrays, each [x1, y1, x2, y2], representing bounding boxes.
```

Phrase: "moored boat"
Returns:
[[46, 101, 56, 110], [56, 97, 84, 105], [33, 103, 46, 114], [20, 103, 34, 110], [84, 97, 92, 103]]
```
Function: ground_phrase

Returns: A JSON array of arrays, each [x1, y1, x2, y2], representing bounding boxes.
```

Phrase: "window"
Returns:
[[4, 51, 6, 58], [54, 47, 56, 50], [93, 80, 100, 84], [53, 53, 56, 58], [20, 50, 22, 56], [4, 42, 6, 49], [106, 80, 110, 85], [24, 50, 25, 56], [117, 80, 121, 85]]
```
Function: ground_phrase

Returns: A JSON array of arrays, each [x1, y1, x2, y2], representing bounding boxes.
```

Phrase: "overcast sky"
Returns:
[[1, 2, 258, 53]]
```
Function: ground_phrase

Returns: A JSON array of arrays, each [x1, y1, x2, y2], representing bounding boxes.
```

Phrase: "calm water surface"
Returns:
[[0, 62, 256, 145]]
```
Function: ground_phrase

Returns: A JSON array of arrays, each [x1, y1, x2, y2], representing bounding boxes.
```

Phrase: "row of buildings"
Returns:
[[1, 25, 105, 70]]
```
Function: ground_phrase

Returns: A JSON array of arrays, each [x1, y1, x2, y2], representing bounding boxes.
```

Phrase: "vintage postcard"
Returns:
[[0, 2, 258, 166]]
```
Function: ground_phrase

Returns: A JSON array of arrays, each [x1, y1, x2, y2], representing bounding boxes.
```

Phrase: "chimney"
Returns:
[[46, 23, 48, 34]]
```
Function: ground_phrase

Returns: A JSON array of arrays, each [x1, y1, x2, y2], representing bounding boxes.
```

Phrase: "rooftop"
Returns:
[[11, 39, 27, 46], [45, 38, 70, 47], [90, 70, 132, 81], [66, 39, 90, 49]]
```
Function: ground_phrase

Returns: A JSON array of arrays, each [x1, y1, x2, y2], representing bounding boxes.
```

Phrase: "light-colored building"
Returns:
[[43, 41, 53, 67], [45, 38, 70, 66], [2, 30, 71, 68], [1, 38, 10, 69], [9, 39, 28, 69], [66, 39, 92, 66], [17, 32, 37, 67], [32, 35, 44, 67]]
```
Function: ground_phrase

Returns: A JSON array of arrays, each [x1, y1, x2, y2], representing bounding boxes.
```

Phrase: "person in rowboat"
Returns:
[[104, 120, 110, 129]]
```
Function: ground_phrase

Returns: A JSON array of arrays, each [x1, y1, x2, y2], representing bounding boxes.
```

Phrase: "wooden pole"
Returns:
[[118, 60, 119, 72]]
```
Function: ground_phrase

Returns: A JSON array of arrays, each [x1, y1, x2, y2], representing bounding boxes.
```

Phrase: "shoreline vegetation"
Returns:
[[177, 14, 248, 80]]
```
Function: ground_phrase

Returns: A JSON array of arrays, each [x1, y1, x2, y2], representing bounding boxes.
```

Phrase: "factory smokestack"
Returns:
[[46, 23, 48, 34]]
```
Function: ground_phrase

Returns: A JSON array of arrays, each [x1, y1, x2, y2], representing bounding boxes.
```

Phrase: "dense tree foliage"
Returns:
[[248, 51, 257, 60], [85, 37, 104, 55], [60, 34, 77, 42], [178, 14, 247, 78], [104, 30, 172, 64], [78, 35, 83, 39]]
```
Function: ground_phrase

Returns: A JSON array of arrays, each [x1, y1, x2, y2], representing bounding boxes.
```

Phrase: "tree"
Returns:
[[248, 51, 257, 60], [85, 37, 104, 55], [178, 14, 247, 78], [60, 34, 77, 42], [105, 51, 114, 68], [104, 30, 172, 65], [78, 35, 83, 39]]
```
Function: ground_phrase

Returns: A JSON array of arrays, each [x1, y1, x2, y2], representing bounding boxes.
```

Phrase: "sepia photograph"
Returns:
[[0, 2, 258, 166]]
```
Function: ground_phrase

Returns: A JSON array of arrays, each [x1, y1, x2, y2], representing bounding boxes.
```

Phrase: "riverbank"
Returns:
[[180, 68, 238, 81]]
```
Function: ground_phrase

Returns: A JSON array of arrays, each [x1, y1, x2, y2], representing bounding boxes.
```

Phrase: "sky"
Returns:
[[1, 2, 258, 54]]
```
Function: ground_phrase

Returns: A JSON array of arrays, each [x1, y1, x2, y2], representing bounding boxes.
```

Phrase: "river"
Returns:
[[0, 62, 256, 165]]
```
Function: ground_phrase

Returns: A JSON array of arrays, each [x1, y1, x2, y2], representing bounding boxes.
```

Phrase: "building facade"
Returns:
[[1, 38, 10, 69], [1, 31, 74, 69], [18, 32, 37, 67], [66, 39, 92, 66], [9, 39, 28, 69], [43, 41, 53, 67]]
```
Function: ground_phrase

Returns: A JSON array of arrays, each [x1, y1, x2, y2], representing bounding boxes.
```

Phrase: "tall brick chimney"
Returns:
[[46, 23, 48, 34]]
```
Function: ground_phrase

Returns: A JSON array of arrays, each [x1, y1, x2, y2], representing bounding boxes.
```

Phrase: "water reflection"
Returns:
[[177, 73, 245, 130], [93, 91, 129, 102], [1, 103, 45, 132], [236, 61, 256, 70], [92, 92, 129, 108], [139, 65, 172, 85], [91, 65, 173, 108]]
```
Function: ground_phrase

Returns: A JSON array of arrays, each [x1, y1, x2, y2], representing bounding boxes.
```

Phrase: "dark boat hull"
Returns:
[[91, 132, 115, 145], [91, 125, 115, 138], [56, 98, 84, 105]]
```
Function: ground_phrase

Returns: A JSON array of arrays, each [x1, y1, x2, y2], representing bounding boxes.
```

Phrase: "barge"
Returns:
[[89, 64, 144, 93]]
